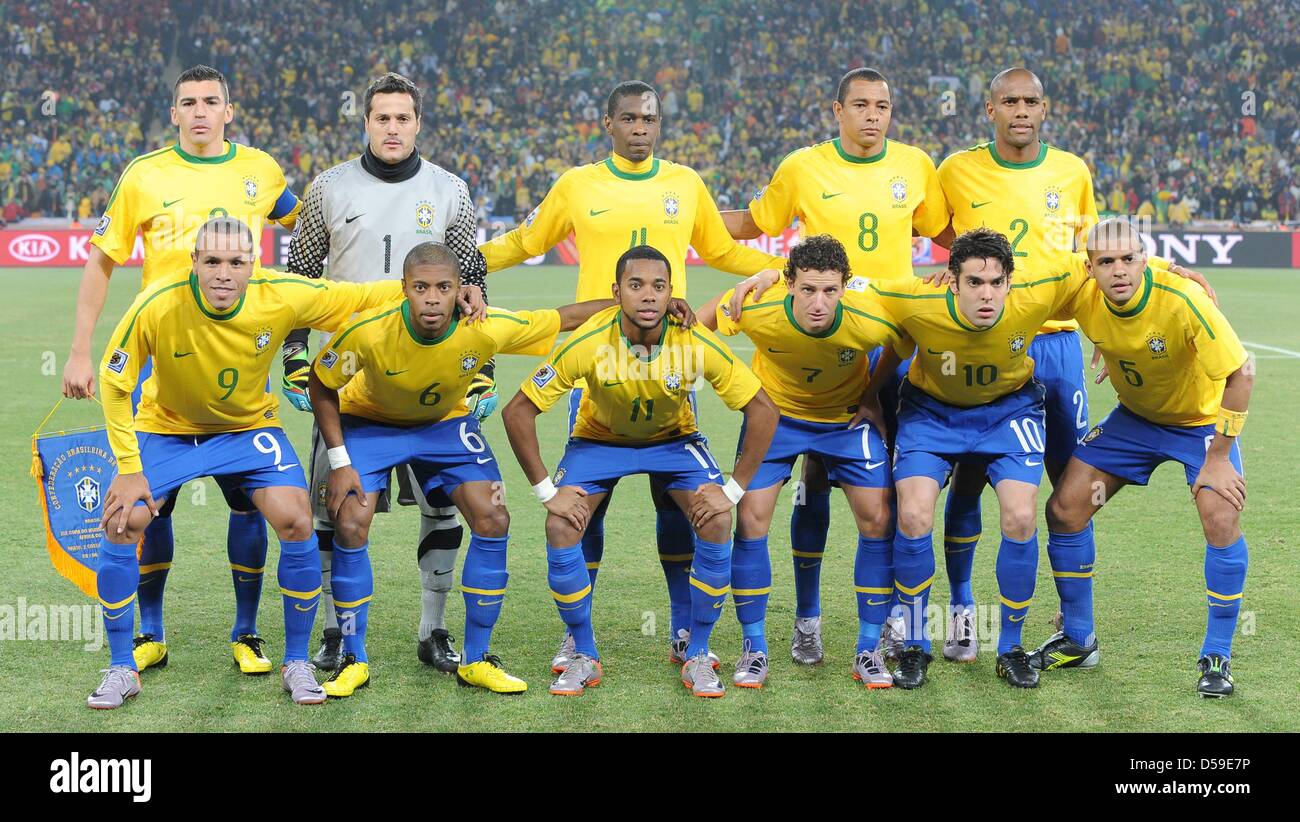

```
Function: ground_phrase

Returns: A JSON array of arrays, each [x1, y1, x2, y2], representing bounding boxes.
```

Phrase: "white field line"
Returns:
[[1243, 341, 1300, 359]]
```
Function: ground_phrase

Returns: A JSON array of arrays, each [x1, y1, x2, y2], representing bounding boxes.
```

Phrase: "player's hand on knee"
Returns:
[[688, 483, 733, 530], [668, 297, 697, 328], [458, 285, 487, 323], [729, 269, 781, 317], [326, 466, 366, 521], [848, 395, 885, 436], [544, 486, 589, 532], [100, 472, 157, 535], [62, 354, 96, 400], [1192, 458, 1246, 511]]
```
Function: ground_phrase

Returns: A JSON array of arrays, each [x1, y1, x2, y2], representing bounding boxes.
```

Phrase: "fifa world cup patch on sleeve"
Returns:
[[532, 364, 556, 388], [321, 350, 339, 369], [94, 215, 111, 236], [106, 348, 129, 374]]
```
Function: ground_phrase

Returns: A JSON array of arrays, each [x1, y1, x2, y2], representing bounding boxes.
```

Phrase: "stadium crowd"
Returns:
[[1, 0, 1297, 227]]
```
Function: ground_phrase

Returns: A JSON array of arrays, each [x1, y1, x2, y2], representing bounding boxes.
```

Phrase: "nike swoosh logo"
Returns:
[[476, 457, 494, 464], [712, 601, 724, 609], [293, 603, 315, 612], [821, 192, 843, 200], [925, 348, 946, 356], [433, 569, 452, 576], [345, 214, 364, 223], [1008, 614, 1025, 622], [102, 610, 128, 620], [735, 600, 755, 607], [558, 603, 582, 611], [1207, 602, 1233, 608], [971, 201, 991, 209], [385, 369, 408, 376], [867, 598, 889, 606], [767, 348, 792, 354], [277, 463, 300, 471], [173, 352, 194, 358], [602, 379, 623, 387], [237, 576, 259, 583], [1025, 459, 1042, 467], [589, 208, 611, 216], [163, 198, 184, 208], [866, 461, 886, 470], [707, 472, 720, 479], [799, 561, 819, 569], [476, 598, 504, 607]]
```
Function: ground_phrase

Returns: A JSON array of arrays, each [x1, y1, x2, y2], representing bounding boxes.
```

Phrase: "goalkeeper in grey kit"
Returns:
[[280, 72, 493, 674]]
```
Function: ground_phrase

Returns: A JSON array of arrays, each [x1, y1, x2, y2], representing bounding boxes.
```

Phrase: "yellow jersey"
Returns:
[[521, 307, 761, 443], [1067, 266, 1248, 426], [748, 138, 948, 279], [937, 141, 1097, 333], [93, 141, 301, 289], [315, 302, 561, 426], [100, 271, 401, 471], [714, 285, 905, 422], [481, 153, 784, 300], [869, 264, 1088, 407]]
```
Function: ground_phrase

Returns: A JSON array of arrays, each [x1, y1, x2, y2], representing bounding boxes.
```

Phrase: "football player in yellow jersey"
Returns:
[[719, 67, 948, 660], [1033, 220, 1253, 699], [930, 67, 1099, 662], [699, 235, 904, 689], [87, 218, 401, 709], [61, 66, 303, 679], [307, 242, 613, 696], [482, 81, 784, 669], [863, 228, 1097, 690], [502, 245, 778, 698]]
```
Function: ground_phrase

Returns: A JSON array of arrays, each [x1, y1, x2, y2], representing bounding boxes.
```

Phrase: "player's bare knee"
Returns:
[[896, 503, 934, 539], [999, 504, 1037, 541], [545, 515, 582, 548], [469, 506, 510, 538], [1198, 500, 1241, 547], [1044, 493, 1083, 533], [333, 515, 369, 548], [697, 513, 731, 544], [269, 509, 315, 543], [736, 504, 772, 540]]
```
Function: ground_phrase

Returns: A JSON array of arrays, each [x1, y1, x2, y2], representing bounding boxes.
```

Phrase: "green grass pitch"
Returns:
[[2, 265, 1296, 732]]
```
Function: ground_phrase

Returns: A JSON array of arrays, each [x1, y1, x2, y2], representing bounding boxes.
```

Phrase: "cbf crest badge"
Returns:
[[838, 348, 857, 365], [460, 351, 481, 373], [1008, 333, 1027, 355], [889, 176, 908, 207], [662, 191, 680, 224], [663, 370, 683, 392], [254, 327, 273, 353], [74, 476, 101, 514], [1044, 186, 1062, 212], [1082, 425, 1103, 444], [1146, 332, 1168, 358], [415, 200, 436, 232], [243, 176, 259, 204]]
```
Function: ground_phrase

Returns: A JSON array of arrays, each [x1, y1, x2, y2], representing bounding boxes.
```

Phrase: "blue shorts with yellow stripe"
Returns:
[[1030, 329, 1089, 463], [1074, 404, 1244, 486], [893, 378, 1047, 488], [740, 414, 891, 491], [135, 427, 307, 502], [555, 434, 724, 496], [341, 414, 502, 499]]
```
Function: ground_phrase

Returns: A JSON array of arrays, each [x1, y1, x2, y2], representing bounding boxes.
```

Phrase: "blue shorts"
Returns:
[[555, 434, 725, 496], [341, 415, 502, 500], [868, 347, 912, 443], [136, 427, 307, 502], [1030, 329, 1088, 463], [1074, 404, 1244, 486], [741, 414, 891, 491], [894, 378, 1047, 487]]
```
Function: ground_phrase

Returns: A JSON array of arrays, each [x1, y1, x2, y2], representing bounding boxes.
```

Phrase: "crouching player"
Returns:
[[502, 245, 778, 697], [699, 234, 905, 688], [90, 217, 401, 708], [308, 242, 613, 695], [1032, 219, 1253, 697]]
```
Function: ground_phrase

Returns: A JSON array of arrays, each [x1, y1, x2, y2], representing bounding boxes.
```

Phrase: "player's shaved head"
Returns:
[[173, 64, 229, 104], [1085, 218, 1148, 257], [989, 67, 1043, 99], [403, 242, 461, 279], [836, 67, 890, 104], [194, 217, 254, 255]]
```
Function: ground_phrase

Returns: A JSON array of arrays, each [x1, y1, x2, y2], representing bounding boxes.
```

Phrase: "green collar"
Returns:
[[945, 289, 1003, 332], [189, 272, 246, 320], [401, 300, 458, 345], [619, 313, 667, 359], [784, 294, 843, 337], [988, 140, 1048, 170], [1104, 266, 1154, 318], [603, 156, 660, 181], [174, 140, 237, 165], [833, 137, 888, 165]]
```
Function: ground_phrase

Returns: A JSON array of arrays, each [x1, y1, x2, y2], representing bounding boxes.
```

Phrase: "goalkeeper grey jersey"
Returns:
[[286, 155, 487, 287]]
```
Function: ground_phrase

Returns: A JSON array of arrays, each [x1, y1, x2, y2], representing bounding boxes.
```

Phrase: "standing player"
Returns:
[[720, 67, 947, 662], [865, 228, 1094, 690], [699, 235, 905, 688], [61, 65, 301, 676], [1033, 220, 1252, 698], [308, 243, 614, 695], [482, 81, 783, 668], [88, 217, 401, 709], [501, 246, 779, 698], [283, 73, 489, 673], [928, 67, 1098, 662]]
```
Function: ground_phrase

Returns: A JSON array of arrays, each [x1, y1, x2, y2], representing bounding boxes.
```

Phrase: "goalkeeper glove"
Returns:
[[465, 360, 498, 421], [281, 341, 312, 412]]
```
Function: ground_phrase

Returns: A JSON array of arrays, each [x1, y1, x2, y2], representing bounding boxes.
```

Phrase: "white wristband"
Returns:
[[722, 477, 745, 505], [532, 477, 558, 503], [326, 445, 351, 470]]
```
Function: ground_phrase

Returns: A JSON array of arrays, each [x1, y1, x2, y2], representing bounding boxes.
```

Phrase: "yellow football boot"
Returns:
[[231, 634, 273, 675], [456, 654, 528, 694], [323, 655, 370, 698], [132, 634, 168, 670]]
